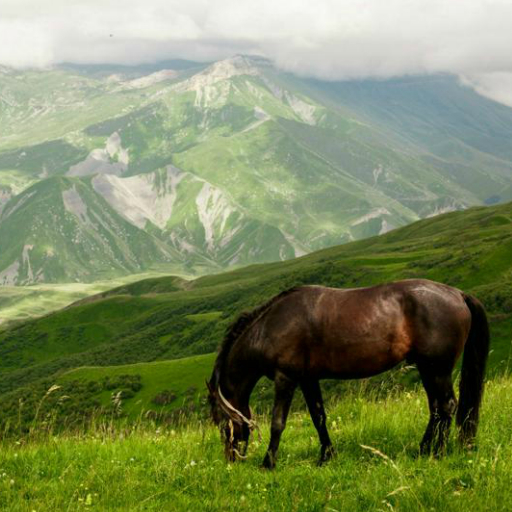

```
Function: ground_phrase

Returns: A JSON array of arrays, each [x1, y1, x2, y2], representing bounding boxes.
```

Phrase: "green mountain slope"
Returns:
[[2, 57, 512, 282], [0, 176, 186, 284], [1, 201, 512, 399]]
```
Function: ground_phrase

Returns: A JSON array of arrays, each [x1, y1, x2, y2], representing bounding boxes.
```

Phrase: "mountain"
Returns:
[[1, 201, 512, 398], [2, 56, 512, 283], [0, 176, 180, 284]]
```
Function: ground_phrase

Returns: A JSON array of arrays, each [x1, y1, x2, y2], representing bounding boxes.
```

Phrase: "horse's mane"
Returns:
[[212, 287, 301, 387]]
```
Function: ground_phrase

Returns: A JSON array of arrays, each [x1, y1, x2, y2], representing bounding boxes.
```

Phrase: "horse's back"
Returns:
[[255, 280, 472, 379]]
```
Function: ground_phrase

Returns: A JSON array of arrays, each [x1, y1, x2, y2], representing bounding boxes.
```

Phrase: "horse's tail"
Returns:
[[456, 294, 490, 446]]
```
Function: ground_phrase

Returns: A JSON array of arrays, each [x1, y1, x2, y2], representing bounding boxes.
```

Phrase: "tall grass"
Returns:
[[1, 376, 512, 511]]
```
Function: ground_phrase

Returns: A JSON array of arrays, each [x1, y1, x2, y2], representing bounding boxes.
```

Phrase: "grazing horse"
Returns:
[[207, 279, 490, 469]]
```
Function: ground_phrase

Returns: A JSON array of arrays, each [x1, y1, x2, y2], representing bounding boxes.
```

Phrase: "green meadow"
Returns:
[[0, 376, 511, 511]]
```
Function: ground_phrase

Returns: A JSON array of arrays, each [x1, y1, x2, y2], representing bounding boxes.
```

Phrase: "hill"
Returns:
[[59, 354, 215, 418], [0, 271, 179, 326], [1, 201, 512, 415], [2, 57, 512, 282]]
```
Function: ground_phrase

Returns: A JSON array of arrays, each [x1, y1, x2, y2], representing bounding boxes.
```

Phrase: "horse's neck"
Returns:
[[219, 360, 261, 409]]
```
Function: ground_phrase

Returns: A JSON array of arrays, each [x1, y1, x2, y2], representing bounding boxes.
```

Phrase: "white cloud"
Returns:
[[461, 72, 512, 108], [1, 0, 512, 104]]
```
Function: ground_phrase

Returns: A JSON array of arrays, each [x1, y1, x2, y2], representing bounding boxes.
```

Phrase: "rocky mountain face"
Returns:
[[1, 56, 512, 284]]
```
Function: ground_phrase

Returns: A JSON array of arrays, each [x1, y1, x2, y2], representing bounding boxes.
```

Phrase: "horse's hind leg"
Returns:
[[301, 379, 334, 465], [262, 371, 297, 469], [418, 366, 457, 456]]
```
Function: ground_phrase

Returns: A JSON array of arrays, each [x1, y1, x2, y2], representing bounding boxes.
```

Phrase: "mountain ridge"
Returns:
[[2, 56, 512, 283]]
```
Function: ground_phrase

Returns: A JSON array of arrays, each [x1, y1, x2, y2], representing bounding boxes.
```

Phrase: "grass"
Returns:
[[59, 353, 216, 417], [0, 271, 190, 327], [1, 376, 512, 511]]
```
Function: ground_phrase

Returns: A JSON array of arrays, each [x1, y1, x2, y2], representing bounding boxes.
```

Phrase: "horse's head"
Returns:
[[206, 379, 254, 461]]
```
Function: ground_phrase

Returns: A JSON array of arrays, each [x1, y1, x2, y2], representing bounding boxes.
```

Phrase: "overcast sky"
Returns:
[[2, 0, 512, 105]]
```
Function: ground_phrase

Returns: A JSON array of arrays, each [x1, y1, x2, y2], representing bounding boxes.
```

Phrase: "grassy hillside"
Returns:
[[1, 201, 512, 424], [1, 376, 512, 511], [0, 354, 216, 434], [0, 271, 185, 326], [0, 176, 193, 285], [60, 354, 215, 417]]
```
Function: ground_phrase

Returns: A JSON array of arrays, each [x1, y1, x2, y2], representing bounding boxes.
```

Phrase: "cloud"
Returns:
[[461, 72, 512, 108], [1, 0, 512, 104]]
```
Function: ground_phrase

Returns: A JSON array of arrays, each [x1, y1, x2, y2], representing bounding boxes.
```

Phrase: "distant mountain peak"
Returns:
[[172, 55, 263, 108], [115, 69, 180, 90], [188, 55, 260, 84]]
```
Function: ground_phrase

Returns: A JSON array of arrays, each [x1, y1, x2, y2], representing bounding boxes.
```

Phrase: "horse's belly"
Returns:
[[320, 353, 402, 379], [310, 336, 411, 379]]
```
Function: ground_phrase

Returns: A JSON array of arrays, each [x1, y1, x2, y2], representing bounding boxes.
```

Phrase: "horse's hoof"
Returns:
[[318, 446, 335, 466], [317, 456, 332, 467], [419, 444, 432, 457], [262, 456, 276, 470]]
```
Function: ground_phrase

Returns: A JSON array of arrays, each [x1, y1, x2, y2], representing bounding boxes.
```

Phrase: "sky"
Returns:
[[1, 0, 512, 105]]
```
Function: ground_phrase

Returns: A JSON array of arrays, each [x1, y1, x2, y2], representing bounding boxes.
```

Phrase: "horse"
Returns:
[[206, 279, 490, 469]]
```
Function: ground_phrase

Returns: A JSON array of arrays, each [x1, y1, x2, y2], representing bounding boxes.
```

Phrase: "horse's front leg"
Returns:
[[301, 379, 334, 465], [262, 372, 296, 469], [241, 423, 250, 456]]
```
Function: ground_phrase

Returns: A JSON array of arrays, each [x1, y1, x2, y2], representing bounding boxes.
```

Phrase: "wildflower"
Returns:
[[190, 460, 197, 467]]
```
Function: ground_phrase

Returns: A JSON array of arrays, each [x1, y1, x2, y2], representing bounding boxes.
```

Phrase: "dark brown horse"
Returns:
[[207, 279, 490, 469]]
